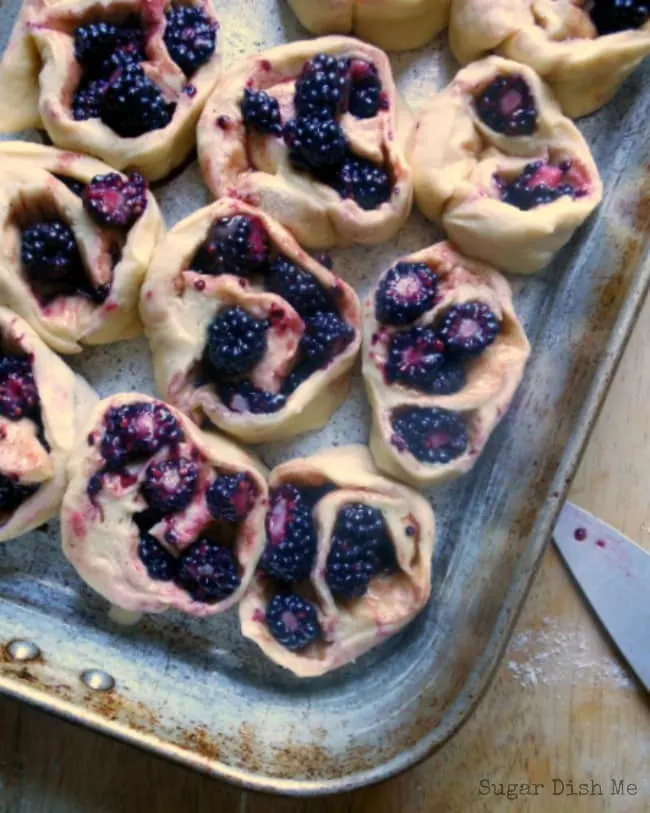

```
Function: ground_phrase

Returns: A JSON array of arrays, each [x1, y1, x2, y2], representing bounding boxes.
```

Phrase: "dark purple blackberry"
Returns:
[[300, 312, 354, 367], [386, 327, 445, 393], [264, 256, 334, 317], [217, 380, 286, 414], [590, 0, 649, 34], [74, 20, 144, 74], [141, 457, 199, 514], [53, 174, 86, 196], [326, 503, 390, 599], [375, 262, 439, 326], [391, 406, 468, 465], [429, 360, 466, 396], [164, 4, 217, 77], [497, 161, 581, 211], [261, 484, 317, 583], [348, 59, 382, 119], [100, 41, 147, 75], [138, 533, 177, 580], [0, 356, 40, 422], [175, 538, 240, 603], [82, 172, 147, 228], [280, 360, 317, 396], [207, 473, 255, 522], [266, 592, 321, 651], [101, 63, 175, 138], [240, 88, 282, 135], [206, 307, 268, 376], [284, 116, 347, 171], [100, 402, 183, 469], [191, 215, 269, 277], [72, 78, 109, 121], [0, 473, 36, 513], [328, 152, 391, 210], [439, 302, 500, 356], [21, 221, 82, 283], [294, 53, 349, 117], [475, 74, 537, 136]]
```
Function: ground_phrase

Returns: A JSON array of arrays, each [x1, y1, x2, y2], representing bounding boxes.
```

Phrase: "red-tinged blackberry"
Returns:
[[348, 59, 382, 119], [175, 538, 241, 603], [329, 152, 391, 210], [294, 53, 349, 118], [0, 356, 40, 422], [300, 312, 354, 367], [83, 172, 147, 228], [0, 473, 37, 513], [430, 359, 466, 396], [326, 503, 390, 599], [266, 592, 321, 651], [191, 215, 269, 277], [138, 533, 177, 581], [206, 472, 255, 522], [240, 88, 282, 135], [53, 174, 86, 197], [590, 0, 649, 34], [391, 406, 468, 465], [72, 78, 109, 121], [141, 457, 199, 514], [101, 63, 175, 138], [284, 116, 347, 171], [475, 74, 537, 136], [261, 484, 317, 583], [100, 402, 183, 469], [217, 380, 287, 414], [385, 327, 445, 393], [264, 255, 335, 317], [496, 161, 583, 211], [164, 4, 217, 77], [439, 302, 500, 356], [375, 262, 439, 326], [206, 307, 268, 376], [21, 221, 82, 283]]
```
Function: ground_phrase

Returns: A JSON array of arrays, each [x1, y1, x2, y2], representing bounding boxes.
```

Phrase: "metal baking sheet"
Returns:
[[1, 0, 649, 795]]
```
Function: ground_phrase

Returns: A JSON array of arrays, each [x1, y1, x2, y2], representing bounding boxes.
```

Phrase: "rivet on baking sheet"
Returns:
[[80, 669, 115, 692], [6, 640, 40, 662]]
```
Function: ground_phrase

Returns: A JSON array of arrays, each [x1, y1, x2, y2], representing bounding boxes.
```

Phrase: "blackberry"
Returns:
[[375, 262, 439, 326], [0, 356, 40, 422], [590, 0, 649, 34], [266, 592, 321, 651], [138, 533, 177, 581], [175, 538, 240, 603], [439, 302, 500, 356], [326, 503, 390, 599], [72, 78, 109, 121], [206, 307, 268, 376], [475, 74, 538, 136], [100, 401, 183, 469], [497, 161, 580, 211], [284, 116, 347, 171], [164, 4, 217, 77], [294, 53, 349, 117], [348, 59, 382, 119], [264, 256, 334, 317], [83, 172, 147, 228], [191, 215, 269, 277], [74, 20, 143, 74], [0, 473, 36, 513], [207, 472, 255, 522], [141, 457, 199, 514], [391, 406, 468, 465], [429, 360, 466, 396], [101, 63, 175, 138], [261, 484, 317, 583], [385, 327, 445, 393], [217, 380, 286, 414], [21, 221, 82, 283], [280, 360, 317, 396], [328, 152, 391, 210], [300, 312, 354, 367], [53, 174, 86, 196], [240, 88, 282, 135]]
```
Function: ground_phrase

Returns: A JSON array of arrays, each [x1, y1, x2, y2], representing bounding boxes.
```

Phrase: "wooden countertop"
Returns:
[[1, 299, 649, 813]]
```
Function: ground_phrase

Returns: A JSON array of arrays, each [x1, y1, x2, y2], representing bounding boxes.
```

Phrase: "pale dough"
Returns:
[[363, 241, 530, 487], [239, 445, 435, 677], [197, 36, 413, 249]]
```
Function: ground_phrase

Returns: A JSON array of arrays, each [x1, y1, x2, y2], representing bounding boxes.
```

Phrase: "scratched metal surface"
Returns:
[[0, 0, 649, 795]]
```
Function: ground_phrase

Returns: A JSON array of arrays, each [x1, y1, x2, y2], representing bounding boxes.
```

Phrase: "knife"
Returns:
[[552, 501, 650, 692]]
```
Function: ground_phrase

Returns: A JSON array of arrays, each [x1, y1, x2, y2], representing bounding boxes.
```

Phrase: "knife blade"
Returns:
[[552, 501, 650, 692]]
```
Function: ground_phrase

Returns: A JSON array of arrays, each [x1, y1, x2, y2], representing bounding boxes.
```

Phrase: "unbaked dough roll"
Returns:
[[0, 306, 97, 542], [449, 0, 650, 118], [285, 0, 451, 51], [0, 0, 221, 180], [0, 142, 164, 354], [140, 199, 361, 444], [239, 445, 435, 677], [61, 393, 268, 616], [363, 242, 530, 487], [409, 58, 602, 274], [197, 36, 413, 249]]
